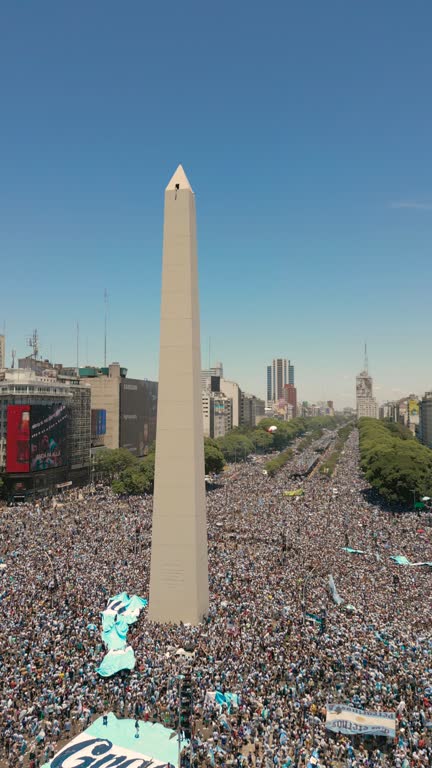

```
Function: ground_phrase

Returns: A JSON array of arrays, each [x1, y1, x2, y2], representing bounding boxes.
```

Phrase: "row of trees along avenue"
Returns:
[[95, 415, 346, 495], [359, 417, 432, 505]]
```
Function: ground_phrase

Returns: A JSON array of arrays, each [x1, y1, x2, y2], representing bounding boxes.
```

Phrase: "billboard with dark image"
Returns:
[[30, 404, 68, 472], [6, 405, 30, 473], [120, 379, 158, 456]]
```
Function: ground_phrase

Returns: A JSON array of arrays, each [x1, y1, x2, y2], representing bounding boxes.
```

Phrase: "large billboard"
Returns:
[[119, 379, 158, 457], [91, 408, 107, 437], [409, 399, 419, 417], [30, 404, 68, 472], [6, 405, 31, 473]]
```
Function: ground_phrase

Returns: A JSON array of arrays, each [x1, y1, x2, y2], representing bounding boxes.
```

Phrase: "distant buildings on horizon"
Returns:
[[201, 361, 265, 439]]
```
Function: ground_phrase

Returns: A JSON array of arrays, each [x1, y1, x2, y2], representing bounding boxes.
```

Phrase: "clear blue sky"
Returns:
[[1, 1, 431, 407]]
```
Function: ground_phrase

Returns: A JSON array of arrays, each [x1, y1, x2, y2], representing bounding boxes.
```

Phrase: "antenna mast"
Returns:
[[76, 321, 80, 372], [104, 289, 108, 367], [364, 342, 368, 373], [27, 329, 39, 362]]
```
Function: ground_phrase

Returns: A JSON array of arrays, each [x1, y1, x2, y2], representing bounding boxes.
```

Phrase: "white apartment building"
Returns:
[[219, 378, 241, 427], [202, 391, 232, 439]]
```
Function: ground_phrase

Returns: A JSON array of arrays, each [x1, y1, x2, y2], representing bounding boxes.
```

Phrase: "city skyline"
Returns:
[[1, 3, 432, 407]]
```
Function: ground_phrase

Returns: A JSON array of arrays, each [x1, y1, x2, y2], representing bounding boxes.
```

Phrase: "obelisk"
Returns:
[[148, 165, 209, 625]]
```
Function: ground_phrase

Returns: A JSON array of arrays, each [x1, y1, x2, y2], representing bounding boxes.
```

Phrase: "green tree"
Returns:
[[216, 433, 254, 462], [358, 417, 432, 504], [250, 429, 274, 453], [204, 443, 225, 474], [95, 448, 137, 482]]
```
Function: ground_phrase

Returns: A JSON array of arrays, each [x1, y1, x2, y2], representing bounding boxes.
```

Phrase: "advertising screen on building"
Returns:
[[91, 408, 107, 437], [30, 404, 68, 472], [6, 405, 31, 473], [409, 399, 419, 417], [119, 380, 157, 457]]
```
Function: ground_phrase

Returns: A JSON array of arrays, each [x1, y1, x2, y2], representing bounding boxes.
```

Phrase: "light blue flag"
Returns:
[[329, 575, 344, 605], [214, 691, 239, 713], [342, 547, 366, 555], [102, 618, 129, 650], [97, 592, 147, 677], [391, 555, 410, 565], [96, 646, 136, 677]]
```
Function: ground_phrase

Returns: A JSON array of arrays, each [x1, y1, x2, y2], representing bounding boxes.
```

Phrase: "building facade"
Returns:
[[283, 384, 297, 416], [419, 392, 432, 449], [266, 358, 295, 405], [202, 391, 232, 438], [120, 378, 158, 456], [356, 370, 378, 419], [201, 362, 223, 391], [0, 368, 91, 498], [79, 363, 158, 456], [219, 378, 241, 427], [240, 392, 265, 427]]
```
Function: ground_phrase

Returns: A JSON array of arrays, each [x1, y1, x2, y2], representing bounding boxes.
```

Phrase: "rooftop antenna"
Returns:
[[104, 289, 108, 367], [26, 329, 39, 361], [76, 321, 80, 372], [364, 342, 368, 373], [208, 336, 211, 370]]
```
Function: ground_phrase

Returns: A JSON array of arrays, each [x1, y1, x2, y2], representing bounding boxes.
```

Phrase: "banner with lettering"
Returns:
[[46, 733, 168, 768], [43, 714, 183, 768], [326, 703, 396, 738]]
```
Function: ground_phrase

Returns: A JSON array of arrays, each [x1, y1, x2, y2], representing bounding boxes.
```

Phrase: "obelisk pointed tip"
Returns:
[[166, 164, 193, 192]]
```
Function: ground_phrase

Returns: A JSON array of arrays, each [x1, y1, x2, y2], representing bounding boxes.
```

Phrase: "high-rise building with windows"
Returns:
[[418, 392, 432, 449], [201, 362, 223, 391], [356, 370, 378, 418], [266, 358, 295, 404], [283, 383, 297, 416]]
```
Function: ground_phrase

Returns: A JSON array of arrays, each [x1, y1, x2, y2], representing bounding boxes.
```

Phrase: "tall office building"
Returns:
[[241, 392, 265, 427], [219, 378, 241, 427], [288, 362, 295, 386], [356, 367, 378, 419], [267, 358, 294, 404], [283, 383, 297, 416], [419, 392, 432, 449], [0, 335, 5, 370], [201, 362, 223, 391], [202, 391, 233, 438]]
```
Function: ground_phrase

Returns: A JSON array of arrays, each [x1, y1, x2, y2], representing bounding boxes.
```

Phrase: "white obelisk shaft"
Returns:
[[148, 165, 209, 624]]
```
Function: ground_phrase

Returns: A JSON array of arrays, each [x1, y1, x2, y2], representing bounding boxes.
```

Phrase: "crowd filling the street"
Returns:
[[0, 429, 431, 768]]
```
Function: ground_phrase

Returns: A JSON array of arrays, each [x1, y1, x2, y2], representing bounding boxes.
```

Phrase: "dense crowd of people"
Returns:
[[0, 429, 431, 768]]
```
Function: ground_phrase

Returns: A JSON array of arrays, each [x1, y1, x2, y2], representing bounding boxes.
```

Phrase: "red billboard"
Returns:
[[6, 405, 30, 473]]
